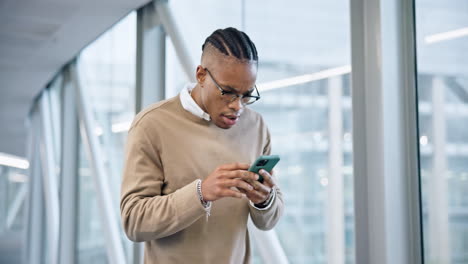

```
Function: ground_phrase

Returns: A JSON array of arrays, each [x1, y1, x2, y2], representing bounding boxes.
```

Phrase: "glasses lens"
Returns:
[[220, 93, 236, 103], [220, 92, 258, 105], [242, 96, 257, 105]]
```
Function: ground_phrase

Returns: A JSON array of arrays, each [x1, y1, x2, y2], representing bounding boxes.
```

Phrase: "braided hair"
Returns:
[[202, 27, 258, 62]]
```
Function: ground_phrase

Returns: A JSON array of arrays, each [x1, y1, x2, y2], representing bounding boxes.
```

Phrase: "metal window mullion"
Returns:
[[58, 65, 80, 264], [136, 2, 166, 111], [154, 0, 195, 82], [0, 166, 7, 230], [350, 0, 422, 263], [23, 114, 34, 264], [428, 77, 450, 262], [28, 110, 45, 264], [49, 82, 62, 164], [72, 62, 127, 264], [400, 2, 423, 262], [39, 90, 61, 264], [350, 0, 382, 262], [133, 3, 168, 263], [327, 76, 345, 264]]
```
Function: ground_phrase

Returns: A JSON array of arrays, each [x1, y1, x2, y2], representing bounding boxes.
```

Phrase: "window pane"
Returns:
[[0, 165, 28, 264], [167, 1, 353, 263], [0, 165, 27, 231], [247, 2, 353, 263], [77, 141, 107, 263], [76, 11, 136, 263], [415, 1, 468, 263]]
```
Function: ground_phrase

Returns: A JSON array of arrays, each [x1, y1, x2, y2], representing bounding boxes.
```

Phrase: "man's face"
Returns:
[[195, 58, 257, 129]]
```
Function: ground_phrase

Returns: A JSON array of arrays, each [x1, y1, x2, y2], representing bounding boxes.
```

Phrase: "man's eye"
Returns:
[[222, 90, 235, 95]]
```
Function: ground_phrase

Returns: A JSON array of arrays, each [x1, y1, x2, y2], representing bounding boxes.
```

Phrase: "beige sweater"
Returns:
[[120, 95, 284, 264]]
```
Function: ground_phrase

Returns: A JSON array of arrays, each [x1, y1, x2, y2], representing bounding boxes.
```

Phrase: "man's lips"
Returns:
[[221, 114, 240, 125], [223, 114, 240, 119]]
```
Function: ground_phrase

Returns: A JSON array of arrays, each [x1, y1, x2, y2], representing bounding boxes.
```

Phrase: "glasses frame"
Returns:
[[204, 68, 260, 105]]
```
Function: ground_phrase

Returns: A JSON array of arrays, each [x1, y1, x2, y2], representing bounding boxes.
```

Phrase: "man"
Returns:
[[120, 27, 284, 263]]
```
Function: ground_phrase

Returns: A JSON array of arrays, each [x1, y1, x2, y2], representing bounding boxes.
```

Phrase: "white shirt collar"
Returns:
[[180, 83, 211, 121]]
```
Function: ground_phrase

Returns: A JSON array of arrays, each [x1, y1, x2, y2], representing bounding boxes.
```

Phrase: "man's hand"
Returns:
[[241, 169, 276, 205], [201, 163, 259, 202]]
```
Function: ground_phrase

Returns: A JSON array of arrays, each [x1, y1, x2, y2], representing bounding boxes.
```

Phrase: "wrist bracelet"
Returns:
[[196, 180, 212, 220], [196, 179, 209, 207]]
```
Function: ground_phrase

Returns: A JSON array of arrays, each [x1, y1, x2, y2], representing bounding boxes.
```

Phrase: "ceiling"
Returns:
[[0, 0, 150, 157]]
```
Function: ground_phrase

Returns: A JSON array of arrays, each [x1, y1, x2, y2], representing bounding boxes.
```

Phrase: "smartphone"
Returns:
[[248, 155, 280, 183]]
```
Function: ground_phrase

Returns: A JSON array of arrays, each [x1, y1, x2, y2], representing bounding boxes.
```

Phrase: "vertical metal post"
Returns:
[[136, 3, 166, 112], [428, 77, 450, 262], [49, 81, 62, 163], [39, 90, 60, 264], [23, 116, 34, 264], [0, 166, 7, 230], [134, 4, 168, 263], [59, 65, 80, 264], [327, 76, 344, 264], [154, 0, 196, 82], [27, 111, 45, 264], [73, 61, 127, 264], [350, 0, 422, 263]]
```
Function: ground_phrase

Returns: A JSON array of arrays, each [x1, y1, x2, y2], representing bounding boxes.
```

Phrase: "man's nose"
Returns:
[[228, 96, 244, 111]]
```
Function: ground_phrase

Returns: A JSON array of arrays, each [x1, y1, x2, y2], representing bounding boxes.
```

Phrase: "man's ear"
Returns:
[[195, 65, 206, 85]]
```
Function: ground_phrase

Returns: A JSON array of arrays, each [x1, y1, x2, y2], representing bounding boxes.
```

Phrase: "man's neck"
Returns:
[[190, 84, 208, 113]]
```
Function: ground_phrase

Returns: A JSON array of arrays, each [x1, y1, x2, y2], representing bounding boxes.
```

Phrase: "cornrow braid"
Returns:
[[202, 27, 258, 61]]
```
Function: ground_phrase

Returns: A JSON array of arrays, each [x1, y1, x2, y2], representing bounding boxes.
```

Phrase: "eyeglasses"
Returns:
[[204, 68, 260, 105]]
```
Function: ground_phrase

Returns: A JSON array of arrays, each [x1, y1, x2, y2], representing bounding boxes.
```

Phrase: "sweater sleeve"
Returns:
[[120, 123, 206, 242], [249, 186, 284, 230], [249, 126, 285, 230]]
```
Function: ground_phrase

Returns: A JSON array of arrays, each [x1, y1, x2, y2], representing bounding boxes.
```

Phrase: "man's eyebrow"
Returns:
[[221, 84, 254, 95], [221, 84, 240, 93], [243, 88, 255, 96]]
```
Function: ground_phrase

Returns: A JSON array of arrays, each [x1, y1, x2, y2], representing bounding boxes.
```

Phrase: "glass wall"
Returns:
[[76, 11, 136, 264], [0, 165, 27, 264], [168, 1, 353, 263], [248, 2, 353, 263], [10, 1, 448, 263], [0, 165, 27, 232], [415, 0, 468, 263]]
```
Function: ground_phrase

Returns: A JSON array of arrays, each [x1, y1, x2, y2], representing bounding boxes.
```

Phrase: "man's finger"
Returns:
[[219, 162, 250, 171], [250, 180, 270, 194], [223, 179, 254, 192], [221, 188, 246, 199], [224, 170, 259, 181], [259, 169, 276, 187], [239, 189, 248, 194], [249, 190, 268, 201], [240, 171, 260, 181]]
